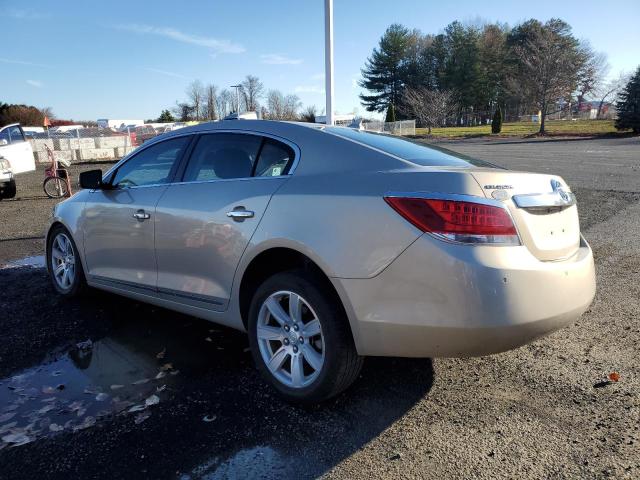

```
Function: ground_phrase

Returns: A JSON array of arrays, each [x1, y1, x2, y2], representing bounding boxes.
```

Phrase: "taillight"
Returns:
[[384, 196, 520, 245]]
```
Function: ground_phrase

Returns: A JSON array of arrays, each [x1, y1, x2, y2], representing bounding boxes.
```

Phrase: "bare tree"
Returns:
[[402, 87, 458, 134], [264, 90, 301, 120], [186, 80, 205, 121], [576, 42, 609, 112], [172, 102, 195, 122], [40, 106, 55, 120], [204, 84, 218, 120], [595, 71, 630, 119], [299, 105, 318, 123], [240, 75, 264, 112], [511, 19, 586, 134], [216, 88, 232, 120]]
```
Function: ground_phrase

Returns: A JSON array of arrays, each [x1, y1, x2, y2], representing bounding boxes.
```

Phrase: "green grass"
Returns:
[[414, 119, 618, 138]]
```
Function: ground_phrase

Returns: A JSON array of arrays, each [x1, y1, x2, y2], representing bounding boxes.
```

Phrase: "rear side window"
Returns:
[[327, 127, 497, 168], [183, 134, 262, 182], [254, 140, 294, 177], [111, 136, 189, 188]]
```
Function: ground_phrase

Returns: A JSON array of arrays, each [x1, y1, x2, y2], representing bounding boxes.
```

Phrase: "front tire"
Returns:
[[47, 225, 87, 297], [248, 270, 363, 404], [0, 179, 16, 199]]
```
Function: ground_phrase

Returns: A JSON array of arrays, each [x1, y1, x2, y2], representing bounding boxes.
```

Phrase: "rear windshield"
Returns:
[[326, 127, 498, 168]]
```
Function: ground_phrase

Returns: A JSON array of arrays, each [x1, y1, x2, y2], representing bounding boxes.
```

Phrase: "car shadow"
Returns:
[[0, 266, 434, 479]]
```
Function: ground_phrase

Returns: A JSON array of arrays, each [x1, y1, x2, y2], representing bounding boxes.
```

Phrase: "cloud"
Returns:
[[144, 67, 190, 80], [0, 58, 50, 68], [294, 85, 325, 94], [2, 9, 48, 19], [260, 54, 303, 65], [26, 80, 43, 88], [115, 24, 245, 54]]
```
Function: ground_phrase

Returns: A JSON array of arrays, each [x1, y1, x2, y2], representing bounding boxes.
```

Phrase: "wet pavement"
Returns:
[[1, 255, 46, 269], [0, 261, 434, 479], [2, 142, 639, 479]]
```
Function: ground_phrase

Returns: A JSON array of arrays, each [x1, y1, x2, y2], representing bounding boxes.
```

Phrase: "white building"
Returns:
[[314, 114, 355, 126], [97, 119, 144, 129]]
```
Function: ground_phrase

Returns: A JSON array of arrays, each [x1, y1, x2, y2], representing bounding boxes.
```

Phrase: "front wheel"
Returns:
[[248, 270, 363, 404], [47, 225, 87, 297], [43, 176, 68, 198], [0, 179, 16, 199]]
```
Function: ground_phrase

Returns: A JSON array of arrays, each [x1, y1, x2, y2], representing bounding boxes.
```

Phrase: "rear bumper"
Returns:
[[335, 234, 596, 357]]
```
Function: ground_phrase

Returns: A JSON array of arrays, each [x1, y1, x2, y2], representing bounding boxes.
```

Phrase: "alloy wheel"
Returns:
[[50, 233, 76, 290], [256, 290, 325, 389]]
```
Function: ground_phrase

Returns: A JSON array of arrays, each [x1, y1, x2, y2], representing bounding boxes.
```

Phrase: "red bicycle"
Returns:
[[43, 145, 72, 198]]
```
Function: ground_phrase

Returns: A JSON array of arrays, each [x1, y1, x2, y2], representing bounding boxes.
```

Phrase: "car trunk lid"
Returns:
[[471, 170, 581, 261]]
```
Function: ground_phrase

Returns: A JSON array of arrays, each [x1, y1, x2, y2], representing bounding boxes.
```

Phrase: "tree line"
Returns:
[[359, 19, 630, 133], [160, 75, 318, 123]]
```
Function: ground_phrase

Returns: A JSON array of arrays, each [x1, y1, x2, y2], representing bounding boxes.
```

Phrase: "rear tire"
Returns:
[[248, 270, 363, 404], [47, 225, 87, 297]]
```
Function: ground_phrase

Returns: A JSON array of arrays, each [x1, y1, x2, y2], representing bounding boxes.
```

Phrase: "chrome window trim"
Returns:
[[103, 129, 301, 188], [170, 175, 290, 187], [384, 191, 523, 247], [512, 191, 576, 210]]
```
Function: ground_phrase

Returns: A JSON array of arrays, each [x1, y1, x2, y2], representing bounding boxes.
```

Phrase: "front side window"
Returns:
[[7, 126, 24, 143], [183, 133, 262, 182], [111, 136, 190, 188]]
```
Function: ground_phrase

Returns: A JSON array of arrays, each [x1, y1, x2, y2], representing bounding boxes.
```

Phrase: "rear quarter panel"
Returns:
[[243, 168, 486, 280]]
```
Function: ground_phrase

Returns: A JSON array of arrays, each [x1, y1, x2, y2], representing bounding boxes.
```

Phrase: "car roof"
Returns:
[[0, 123, 21, 132]]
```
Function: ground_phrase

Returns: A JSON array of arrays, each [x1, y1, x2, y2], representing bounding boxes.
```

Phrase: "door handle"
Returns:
[[133, 210, 151, 220], [226, 208, 254, 220]]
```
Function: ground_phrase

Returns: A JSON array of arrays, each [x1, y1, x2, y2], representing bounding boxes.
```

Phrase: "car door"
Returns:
[[82, 135, 192, 292], [0, 125, 35, 174], [154, 132, 297, 310]]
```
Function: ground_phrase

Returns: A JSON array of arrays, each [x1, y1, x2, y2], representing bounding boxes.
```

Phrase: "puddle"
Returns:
[[182, 446, 296, 480], [0, 339, 178, 446], [2, 255, 46, 269], [0, 307, 246, 448]]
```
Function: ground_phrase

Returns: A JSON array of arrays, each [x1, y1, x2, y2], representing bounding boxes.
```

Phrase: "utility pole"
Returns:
[[324, 0, 334, 125], [231, 84, 241, 115]]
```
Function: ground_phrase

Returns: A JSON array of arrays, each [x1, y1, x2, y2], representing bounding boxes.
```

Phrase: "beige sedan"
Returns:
[[46, 121, 596, 403]]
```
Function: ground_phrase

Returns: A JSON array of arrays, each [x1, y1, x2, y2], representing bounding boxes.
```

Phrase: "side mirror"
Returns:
[[0, 139, 8, 146], [79, 169, 104, 189]]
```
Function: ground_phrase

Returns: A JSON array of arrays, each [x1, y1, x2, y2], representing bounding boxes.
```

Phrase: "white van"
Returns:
[[0, 124, 36, 199]]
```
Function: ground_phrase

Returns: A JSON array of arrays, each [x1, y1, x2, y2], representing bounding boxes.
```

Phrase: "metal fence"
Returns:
[[361, 120, 416, 136], [26, 124, 186, 164]]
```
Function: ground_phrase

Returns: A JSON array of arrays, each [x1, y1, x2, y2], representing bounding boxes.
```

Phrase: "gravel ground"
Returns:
[[0, 137, 639, 479]]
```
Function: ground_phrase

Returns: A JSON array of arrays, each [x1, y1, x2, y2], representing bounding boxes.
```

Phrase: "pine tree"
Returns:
[[615, 67, 640, 133], [491, 106, 502, 133], [385, 103, 396, 123], [359, 24, 413, 113], [157, 109, 175, 122]]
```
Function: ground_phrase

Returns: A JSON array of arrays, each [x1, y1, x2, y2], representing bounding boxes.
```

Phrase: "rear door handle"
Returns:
[[226, 208, 254, 221], [133, 210, 151, 220]]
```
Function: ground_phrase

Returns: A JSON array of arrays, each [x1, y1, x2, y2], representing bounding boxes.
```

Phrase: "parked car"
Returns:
[[0, 123, 36, 199], [46, 120, 596, 402], [134, 125, 158, 145]]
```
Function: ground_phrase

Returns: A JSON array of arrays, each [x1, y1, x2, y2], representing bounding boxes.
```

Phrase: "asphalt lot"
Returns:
[[0, 136, 639, 479]]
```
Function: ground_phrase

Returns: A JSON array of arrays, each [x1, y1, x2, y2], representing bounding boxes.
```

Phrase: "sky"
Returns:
[[1, 0, 638, 121]]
